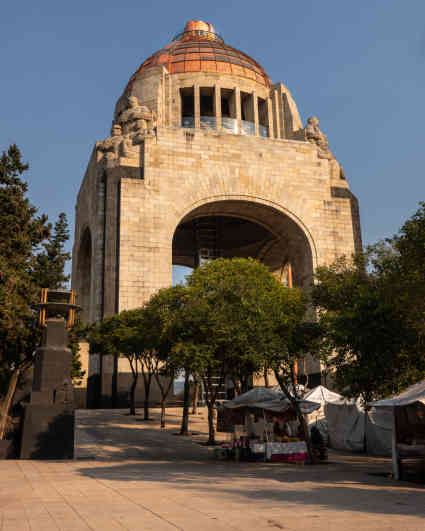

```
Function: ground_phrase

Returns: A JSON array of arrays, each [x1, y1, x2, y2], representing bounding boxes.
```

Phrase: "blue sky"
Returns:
[[1, 1, 424, 283]]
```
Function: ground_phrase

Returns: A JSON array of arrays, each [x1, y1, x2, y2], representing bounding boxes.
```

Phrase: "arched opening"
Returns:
[[172, 200, 314, 289], [76, 227, 92, 323], [172, 199, 318, 392]]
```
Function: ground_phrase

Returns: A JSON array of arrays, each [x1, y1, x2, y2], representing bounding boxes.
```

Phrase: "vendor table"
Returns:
[[250, 441, 307, 462]]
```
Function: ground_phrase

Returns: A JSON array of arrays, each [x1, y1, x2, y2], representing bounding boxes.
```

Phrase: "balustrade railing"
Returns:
[[182, 116, 269, 137], [221, 117, 238, 134], [259, 124, 269, 138], [240, 120, 255, 136], [200, 116, 217, 130]]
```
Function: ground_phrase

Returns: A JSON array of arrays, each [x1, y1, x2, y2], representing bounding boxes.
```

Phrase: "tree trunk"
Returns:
[[274, 369, 316, 464], [240, 375, 249, 394], [0, 368, 21, 440], [204, 370, 220, 446], [296, 401, 315, 464], [129, 373, 138, 415], [180, 371, 190, 435], [264, 368, 270, 388], [143, 376, 152, 420], [154, 371, 173, 430], [160, 399, 166, 428], [192, 374, 200, 414], [232, 378, 241, 396], [207, 400, 216, 445]]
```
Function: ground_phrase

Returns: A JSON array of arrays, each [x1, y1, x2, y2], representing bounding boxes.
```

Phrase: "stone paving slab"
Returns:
[[0, 408, 424, 530]]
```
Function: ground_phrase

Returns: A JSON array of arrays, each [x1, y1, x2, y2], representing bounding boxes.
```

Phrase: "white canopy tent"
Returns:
[[325, 398, 393, 456], [303, 386, 342, 444], [370, 380, 425, 407], [370, 380, 425, 481], [304, 385, 342, 404], [300, 385, 393, 455], [223, 387, 320, 415]]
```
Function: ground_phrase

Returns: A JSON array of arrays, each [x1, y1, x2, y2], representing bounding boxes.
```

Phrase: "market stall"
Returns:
[[218, 387, 320, 463], [370, 380, 425, 483], [323, 394, 392, 456], [303, 385, 342, 444]]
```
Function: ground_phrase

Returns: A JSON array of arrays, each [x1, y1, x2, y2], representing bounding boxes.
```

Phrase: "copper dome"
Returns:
[[126, 20, 270, 91]]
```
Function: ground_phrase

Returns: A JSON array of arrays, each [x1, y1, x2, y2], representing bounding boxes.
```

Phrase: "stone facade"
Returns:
[[72, 21, 361, 403]]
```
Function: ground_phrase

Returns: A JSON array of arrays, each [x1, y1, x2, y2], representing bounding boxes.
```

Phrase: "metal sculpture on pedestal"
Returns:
[[20, 290, 80, 459]]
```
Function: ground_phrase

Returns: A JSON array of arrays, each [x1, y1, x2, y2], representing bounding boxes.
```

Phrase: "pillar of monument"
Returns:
[[20, 318, 75, 459]]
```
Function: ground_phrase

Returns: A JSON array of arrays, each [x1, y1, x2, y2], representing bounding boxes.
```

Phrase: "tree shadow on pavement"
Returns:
[[74, 409, 425, 518], [76, 452, 425, 518]]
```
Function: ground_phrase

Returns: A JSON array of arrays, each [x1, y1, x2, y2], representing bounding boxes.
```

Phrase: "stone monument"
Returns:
[[20, 290, 79, 459], [72, 20, 362, 404]]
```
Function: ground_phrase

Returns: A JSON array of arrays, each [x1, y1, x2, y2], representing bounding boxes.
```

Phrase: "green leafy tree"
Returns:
[[313, 247, 425, 405], [33, 212, 71, 289], [0, 145, 79, 438], [384, 202, 425, 343], [173, 258, 308, 446], [0, 145, 50, 438], [265, 318, 326, 462], [143, 285, 187, 428], [87, 310, 151, 416], [68, 323, 86, 385]]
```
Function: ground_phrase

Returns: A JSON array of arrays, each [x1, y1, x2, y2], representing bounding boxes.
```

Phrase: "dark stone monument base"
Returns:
[[20, 405, 74, 459], [0, 440, 14, 459]]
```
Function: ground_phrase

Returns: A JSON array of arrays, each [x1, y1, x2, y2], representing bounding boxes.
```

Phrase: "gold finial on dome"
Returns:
[[182, 20, 216, 41], [184, 20, 215, 33]]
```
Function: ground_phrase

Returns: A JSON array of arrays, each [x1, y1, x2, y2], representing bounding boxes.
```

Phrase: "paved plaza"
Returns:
[[0, 407, 424, 531]]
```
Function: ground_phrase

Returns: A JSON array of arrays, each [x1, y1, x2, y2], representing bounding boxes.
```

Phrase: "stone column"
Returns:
[[93, 171, 106, 322], [194, 84, 200, 129], [273, 89, 281, 138], [235, 87, 241, 134], [267, 97, 274, 139], [170, 77, 177, 127], [215, 85, 222, 131], [253, 91, 259, 136]]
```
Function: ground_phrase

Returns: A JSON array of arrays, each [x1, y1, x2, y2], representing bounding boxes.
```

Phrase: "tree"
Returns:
[[68, 322, 86, 385], [0, 145, 50, 438], [383, 202, 425, 343], [266, 319, 325, 463], [312, 248, 425, 405], [174, 258, 308, 446], [87, 309, 158, 416], [139, 350, 155, 421], [33, 212, 71, 289], [0, 145, 79, 439], [143, 285, 189, 431]]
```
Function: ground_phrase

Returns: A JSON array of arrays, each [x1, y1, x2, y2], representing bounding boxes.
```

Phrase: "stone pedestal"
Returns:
[[20, 319, 75, 459]]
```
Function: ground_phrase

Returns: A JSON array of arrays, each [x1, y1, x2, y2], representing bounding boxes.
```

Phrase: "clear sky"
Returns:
[[1, 1, 424, 283]]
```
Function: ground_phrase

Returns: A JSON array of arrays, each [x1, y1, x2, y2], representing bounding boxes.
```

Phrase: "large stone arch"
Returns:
[[171, 195, 317, 288]]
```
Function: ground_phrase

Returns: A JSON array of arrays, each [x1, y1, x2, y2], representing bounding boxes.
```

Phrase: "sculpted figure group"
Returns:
[[96, 95, 157, 163], [304, 116, 346, 179]]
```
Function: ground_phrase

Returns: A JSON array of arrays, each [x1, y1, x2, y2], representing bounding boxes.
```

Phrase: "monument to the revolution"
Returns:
[[72, 20, 361, 401]]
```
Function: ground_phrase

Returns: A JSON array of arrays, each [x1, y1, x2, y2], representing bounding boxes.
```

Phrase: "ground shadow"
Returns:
[[30, 411, 74, 459], [77, 457, 425, 517], [75, 409, 425, 518]]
